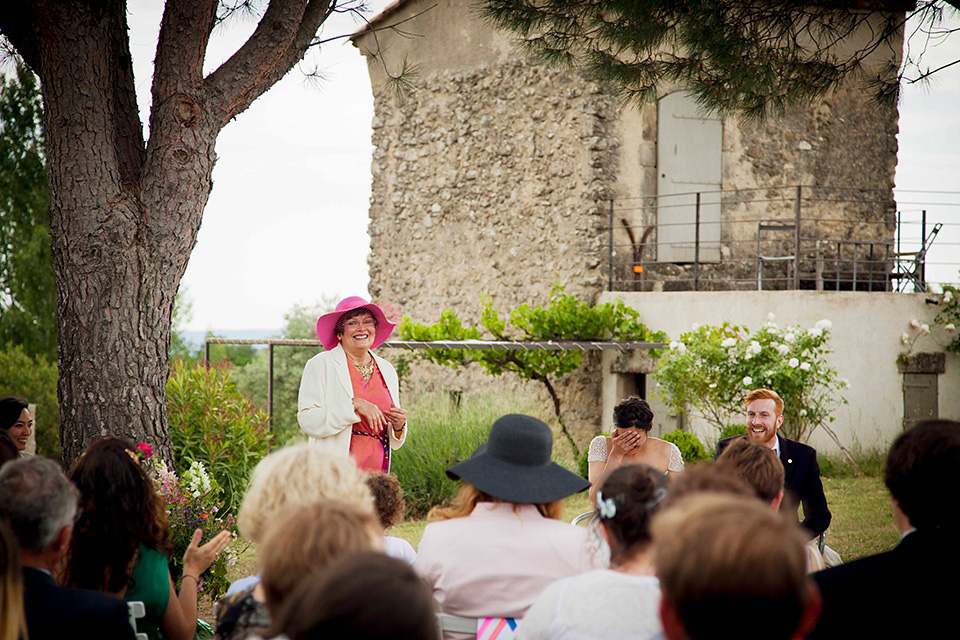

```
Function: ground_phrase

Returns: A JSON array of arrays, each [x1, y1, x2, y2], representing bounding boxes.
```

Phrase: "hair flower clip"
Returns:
[[596, 491, 617, 519]]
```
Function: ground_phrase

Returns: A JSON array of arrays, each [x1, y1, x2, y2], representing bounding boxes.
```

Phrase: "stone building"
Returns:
[[350, 0, 906, 448]]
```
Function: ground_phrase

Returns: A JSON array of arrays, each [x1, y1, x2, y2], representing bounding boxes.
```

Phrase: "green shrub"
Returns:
[[719, 423, 747, 441], [0, 345, 59, 459], [392, 393, 506, 518], [166, 361, 273, 516], [819, 448, 886, 479], [662, 430, 710, 463]]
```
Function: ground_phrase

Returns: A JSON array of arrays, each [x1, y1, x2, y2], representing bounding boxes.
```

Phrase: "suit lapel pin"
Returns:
[[787, 458, 793, 464]]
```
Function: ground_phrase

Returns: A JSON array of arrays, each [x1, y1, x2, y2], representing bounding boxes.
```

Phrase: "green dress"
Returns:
[[125, 543, 170, 640]]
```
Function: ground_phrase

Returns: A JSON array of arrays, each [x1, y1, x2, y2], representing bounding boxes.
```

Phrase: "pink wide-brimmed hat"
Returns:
[[316, 296, 397, 351]]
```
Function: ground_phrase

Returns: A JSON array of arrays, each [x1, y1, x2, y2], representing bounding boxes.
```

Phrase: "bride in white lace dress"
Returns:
[[587, 396, 683, 504]]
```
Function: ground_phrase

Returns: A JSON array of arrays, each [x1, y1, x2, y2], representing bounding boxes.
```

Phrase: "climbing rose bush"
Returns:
[[654, 315, 847, 443]]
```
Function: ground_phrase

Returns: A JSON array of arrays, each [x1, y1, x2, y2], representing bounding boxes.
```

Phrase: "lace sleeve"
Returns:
[[667, 442, 685, 472], [587, 436, 608, 462]]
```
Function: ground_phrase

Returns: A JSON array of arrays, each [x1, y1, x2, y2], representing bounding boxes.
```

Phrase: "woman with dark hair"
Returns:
[[0, 398, 32, 454], [64, 437, 231, 640], [519, 464, 667, 640], [298, 297, 408, 472], [587, 396, 683, 502], [414, 415, 592, 637], [273, 552, 436, 640], [0, 432, 19, 469]]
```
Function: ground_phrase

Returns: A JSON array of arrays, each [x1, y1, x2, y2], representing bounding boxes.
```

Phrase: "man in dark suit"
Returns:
[[0, 456, 134, 640], [808, 419, 960, 639], [716, 388, 831, 538]]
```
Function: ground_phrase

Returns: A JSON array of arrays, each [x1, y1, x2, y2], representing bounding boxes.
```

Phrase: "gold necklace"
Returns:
[[348, 354, 375, 382]]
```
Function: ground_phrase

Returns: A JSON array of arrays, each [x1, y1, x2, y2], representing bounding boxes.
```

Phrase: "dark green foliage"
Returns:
[[397, 286, 667, 457], [0, 63, 56, 361], [0, 344, 59, 459], [662, 430, 710, 463], [819, 448, 886, 479], [391, 396, 498, 518], [481, 0, 946, 118], [165, 361, 273, 516]]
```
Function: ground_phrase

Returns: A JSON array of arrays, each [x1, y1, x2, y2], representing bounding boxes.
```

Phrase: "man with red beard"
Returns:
[[716, 388, 831, 539]]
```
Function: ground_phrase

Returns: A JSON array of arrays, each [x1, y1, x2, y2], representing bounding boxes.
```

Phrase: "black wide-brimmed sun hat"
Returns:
[[446, 414, 590, 504]]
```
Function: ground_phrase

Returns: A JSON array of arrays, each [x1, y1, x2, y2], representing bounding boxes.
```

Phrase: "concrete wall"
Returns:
[[599, 290, 959, 453]]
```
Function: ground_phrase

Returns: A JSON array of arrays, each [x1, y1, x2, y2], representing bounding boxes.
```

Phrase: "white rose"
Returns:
[[946, 323, 957, 333], [800, 362, 811, 371], [920, 324, 930, 335], [767, 312, 776, 321], [901, 333, 911, 345], [807, 327, 822, 337], [677, 342, 687, 353], [799, 409, 808, 416], [788, 358, 800, 368], [944, 290, 954, 303], [721, 338, 736, 347], [784, 333, 795, 343], [910, 319, 920, 329], [777, 344, 790, 355], [815, 319, 832, 331], [742, 376, 753, 386]]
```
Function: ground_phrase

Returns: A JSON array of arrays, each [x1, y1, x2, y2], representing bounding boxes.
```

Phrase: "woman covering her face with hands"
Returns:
[[587, 396, 683, 504], [297, 297, 408, 472]]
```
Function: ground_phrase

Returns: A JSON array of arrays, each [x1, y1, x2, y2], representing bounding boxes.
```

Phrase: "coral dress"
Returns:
[[347, 359, 394, 472]]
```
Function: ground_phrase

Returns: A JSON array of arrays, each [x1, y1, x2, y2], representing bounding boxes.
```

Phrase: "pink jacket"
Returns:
[[414, 503, 593, 623]]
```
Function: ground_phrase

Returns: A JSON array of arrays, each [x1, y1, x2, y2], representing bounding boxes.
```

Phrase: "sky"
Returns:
[[121, 2, 960, 332]]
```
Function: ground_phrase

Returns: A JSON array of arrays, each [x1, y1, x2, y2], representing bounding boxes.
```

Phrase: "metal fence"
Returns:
[[605, 185, 959, 293]]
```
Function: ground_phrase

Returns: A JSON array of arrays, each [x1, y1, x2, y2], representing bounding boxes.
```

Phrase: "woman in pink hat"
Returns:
[[297, 297, 408, 472]]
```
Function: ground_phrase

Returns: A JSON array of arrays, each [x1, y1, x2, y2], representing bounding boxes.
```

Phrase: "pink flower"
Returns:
[[136, 442, 153, 459]]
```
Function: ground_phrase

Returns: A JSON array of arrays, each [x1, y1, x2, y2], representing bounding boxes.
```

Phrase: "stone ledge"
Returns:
[[897, 351, 946, 374]]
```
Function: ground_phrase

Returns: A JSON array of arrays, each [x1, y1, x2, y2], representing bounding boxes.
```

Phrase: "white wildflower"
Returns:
[[742, 376, 753, 386], [788, 357, 800, 368], [800, 362, 811, 371]]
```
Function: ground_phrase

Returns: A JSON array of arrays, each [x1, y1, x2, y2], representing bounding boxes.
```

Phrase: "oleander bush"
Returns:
[[166, 361, 273, 516]]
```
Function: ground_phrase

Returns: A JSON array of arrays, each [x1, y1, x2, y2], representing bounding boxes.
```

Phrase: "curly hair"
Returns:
[[237, 444, 374, 543], [366, 473, 406, 529], [64, 437, 171, 593], [613, 396, 654, 432]]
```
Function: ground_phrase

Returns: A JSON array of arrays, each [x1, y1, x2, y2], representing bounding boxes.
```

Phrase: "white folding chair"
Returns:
[[127, 601, 148, 640]]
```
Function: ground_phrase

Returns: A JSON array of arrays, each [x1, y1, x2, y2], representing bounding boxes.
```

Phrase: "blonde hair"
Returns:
[[0, 520, 27, 640], [427, 482, 564, 522], [259, 500, 380, 612], [237, 444, 374, 542], [653, 493, 809, 640], [744, 388, 784, 417]]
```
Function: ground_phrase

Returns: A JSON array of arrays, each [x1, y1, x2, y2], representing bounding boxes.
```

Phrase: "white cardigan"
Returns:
[[297, 345, 407, 465]]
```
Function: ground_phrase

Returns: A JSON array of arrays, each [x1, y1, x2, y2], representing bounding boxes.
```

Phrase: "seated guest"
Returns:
[[216, 500, 382, 640], [366, 472, 416, 564], [0, 456, 134, 639], [0, 519, 27, 640], [520, 464, 667, 640], [0, 398, 32, 455], [273, 551, 435, 640], [809, 419, 960, 638], [64, 437, 231, 640], [653, 493, 821, 640], [716, 389, 831, 539], [414, 414, 592, 638], [659, 460, 753, 508], [717, 438, 825, 571], [223, 444, 374, 597], [588, 396, 683, 503]]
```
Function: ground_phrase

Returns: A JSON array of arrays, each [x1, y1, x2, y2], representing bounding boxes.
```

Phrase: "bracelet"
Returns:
[[182, 574, 198, 584], [393, 423, 406, 434]]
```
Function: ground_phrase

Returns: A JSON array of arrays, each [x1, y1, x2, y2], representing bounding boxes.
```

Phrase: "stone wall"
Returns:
[[366, 60, 620, 446]]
